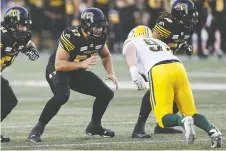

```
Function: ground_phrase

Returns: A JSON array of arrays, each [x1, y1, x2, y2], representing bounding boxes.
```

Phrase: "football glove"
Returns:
[[130, 66, 146, 90], [25, 47, 39, 61], [177, 42, 193, 56]]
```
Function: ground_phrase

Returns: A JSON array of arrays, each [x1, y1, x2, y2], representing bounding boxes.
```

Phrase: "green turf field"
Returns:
[[1, 54, 226, 150]]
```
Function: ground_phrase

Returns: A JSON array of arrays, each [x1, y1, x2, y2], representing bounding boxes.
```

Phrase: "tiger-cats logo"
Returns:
[[7, 9, 21, 22], [174, 3, 188, 16], [81, 12, 94, 23]]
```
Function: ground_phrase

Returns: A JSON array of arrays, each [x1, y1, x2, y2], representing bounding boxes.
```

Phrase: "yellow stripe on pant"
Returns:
[[148, 61, 197, 128]]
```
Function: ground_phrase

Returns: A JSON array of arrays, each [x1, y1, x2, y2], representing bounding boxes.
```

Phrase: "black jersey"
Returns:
[[0, 22, 29, 71], [153, 12, 193, 52], [48, 25, 107, 66]]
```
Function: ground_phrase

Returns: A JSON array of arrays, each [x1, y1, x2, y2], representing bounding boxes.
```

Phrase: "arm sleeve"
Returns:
[[122, 38, 133, 56], [59, 29, 75, 52]]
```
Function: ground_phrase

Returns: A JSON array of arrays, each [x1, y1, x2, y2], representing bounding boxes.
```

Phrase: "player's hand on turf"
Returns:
[[81, 56, 97, 69], [25, 48, 39, 61], [107, 74, 119, 89], [133, 77, 146, 91], [130, 66, 146, 90]]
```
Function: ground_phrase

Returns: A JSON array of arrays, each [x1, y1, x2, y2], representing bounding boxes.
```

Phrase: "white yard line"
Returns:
[[2, 138, 210, 149], [10, 80, 226, 90], [1, 122, 136, 129], [4, 72, 226, 78], [187, 72, 226, 78]]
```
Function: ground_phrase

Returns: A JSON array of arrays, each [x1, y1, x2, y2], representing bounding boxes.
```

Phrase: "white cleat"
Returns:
[[182, 116, 196, 144], [208, 128, 223, 148]]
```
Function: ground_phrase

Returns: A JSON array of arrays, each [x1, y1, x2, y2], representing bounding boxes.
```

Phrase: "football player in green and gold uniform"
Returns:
[[132, 0, 199, 138]]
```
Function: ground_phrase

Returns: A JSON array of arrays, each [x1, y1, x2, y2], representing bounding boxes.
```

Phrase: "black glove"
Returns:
[[25, 47, 39, 61], [177, 42, 193, 56]]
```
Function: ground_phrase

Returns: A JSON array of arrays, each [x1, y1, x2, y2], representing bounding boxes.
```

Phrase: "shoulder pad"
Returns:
[[156, 17, 173, 27], [153, 17, 173, 39], [1, 29, 14, 48], [123, 37, 133, 46], [59, 27, 76, 52]]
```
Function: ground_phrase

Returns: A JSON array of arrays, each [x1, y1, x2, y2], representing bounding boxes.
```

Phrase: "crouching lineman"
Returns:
[[132, 0, 199, 138], [1, 6, 39, 142], [122, 25, 223, 148], [28, 8, 118, 142]]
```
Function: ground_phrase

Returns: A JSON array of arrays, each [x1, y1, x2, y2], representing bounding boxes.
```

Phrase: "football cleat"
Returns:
[[132, 123, 151, 138], [182, 116, 196, 144], [1, 134, 10, 143], [28, 133, 42, 142], [208, 128, 223, 148], [85, 123, 115, 138], [154, 124, 183, 134], [28, 122, 44, 142]]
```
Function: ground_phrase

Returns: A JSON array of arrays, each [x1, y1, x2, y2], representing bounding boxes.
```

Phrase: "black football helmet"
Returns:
[[171, 0, 198, 30], [4, 6, 32, 44], [81, 8, 108, 38]]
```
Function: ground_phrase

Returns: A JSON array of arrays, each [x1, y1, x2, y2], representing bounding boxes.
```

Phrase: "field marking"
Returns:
[[10, 80, 226, 90], [187, 72, 226, 78], [4, 72, 226, 78], [1, 122, 137, 129], [1, 138, 210, 149]]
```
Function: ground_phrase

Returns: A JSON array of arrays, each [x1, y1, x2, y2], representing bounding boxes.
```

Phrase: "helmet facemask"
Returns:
[[90, 22, 107, 38], [13, 21, 32, 44]]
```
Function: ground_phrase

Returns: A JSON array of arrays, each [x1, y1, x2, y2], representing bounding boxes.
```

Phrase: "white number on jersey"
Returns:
[[143, 38, 171, 53]]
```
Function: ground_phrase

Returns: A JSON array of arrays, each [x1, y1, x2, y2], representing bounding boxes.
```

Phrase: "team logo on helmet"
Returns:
[[7, 9, 21, 22], [174, 3, 188, 16], [82, 12, 94, 24]]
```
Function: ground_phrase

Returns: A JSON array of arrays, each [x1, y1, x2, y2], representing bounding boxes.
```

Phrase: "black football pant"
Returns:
[[137, 90, 179, 124], [39, 64, 114, 126], [1, 76, 18, 122]]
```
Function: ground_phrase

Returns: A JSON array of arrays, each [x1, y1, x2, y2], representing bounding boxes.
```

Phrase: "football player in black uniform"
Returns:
[[132, 0, 199, 138], [1, 6, 39, 142], [28, 8, 118, 142]]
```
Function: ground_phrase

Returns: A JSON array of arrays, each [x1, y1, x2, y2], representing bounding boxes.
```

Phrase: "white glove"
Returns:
[[130, 66, 146, 90]]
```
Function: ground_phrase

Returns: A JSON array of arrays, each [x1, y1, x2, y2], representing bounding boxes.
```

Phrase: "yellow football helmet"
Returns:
[[127, 25, 152, 38]]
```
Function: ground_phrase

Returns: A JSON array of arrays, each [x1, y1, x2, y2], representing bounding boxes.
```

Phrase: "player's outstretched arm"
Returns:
[[55, 44, 97, 71], [99, 44, 118, 89], [123, 42, 145, 90]]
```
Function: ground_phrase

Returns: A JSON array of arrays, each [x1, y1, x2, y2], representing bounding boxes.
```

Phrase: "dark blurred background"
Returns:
[[1, 0, 226, 58]]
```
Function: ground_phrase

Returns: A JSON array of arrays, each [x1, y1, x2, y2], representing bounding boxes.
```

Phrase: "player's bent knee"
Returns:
[[156, 113, 165, 128], [105, 89, 114, 101], [55, 93, 70, 105], [98, 88, 114, 101], [11, 98, 18, 109], [108, 89, 114, 100]]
